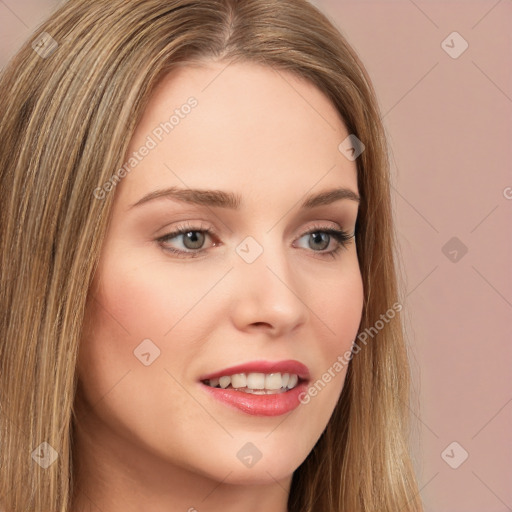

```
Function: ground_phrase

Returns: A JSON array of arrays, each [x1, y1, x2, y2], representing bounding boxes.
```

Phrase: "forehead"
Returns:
[[116, 60, 358, 208]]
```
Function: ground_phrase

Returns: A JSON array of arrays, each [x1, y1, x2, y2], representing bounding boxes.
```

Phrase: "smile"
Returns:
[[202, 372, 300, 394], [198, 360, 310, 416]]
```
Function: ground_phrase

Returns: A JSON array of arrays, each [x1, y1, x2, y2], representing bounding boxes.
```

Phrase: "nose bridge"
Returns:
[[230, 230, 308, 331], [235, 230, 290, 288]]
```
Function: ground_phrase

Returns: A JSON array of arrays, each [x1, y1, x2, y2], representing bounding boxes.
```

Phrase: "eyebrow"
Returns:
[[128, 186, 360, 210]]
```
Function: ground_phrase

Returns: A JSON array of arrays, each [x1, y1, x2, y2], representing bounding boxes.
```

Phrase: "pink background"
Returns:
[[1, 1, 511, 510]]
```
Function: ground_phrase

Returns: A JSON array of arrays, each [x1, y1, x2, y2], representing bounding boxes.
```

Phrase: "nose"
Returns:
[[229, 238, 309, 337]]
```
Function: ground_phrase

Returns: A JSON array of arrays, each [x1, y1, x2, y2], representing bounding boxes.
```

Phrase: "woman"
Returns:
[[0, 0, 423, 510]]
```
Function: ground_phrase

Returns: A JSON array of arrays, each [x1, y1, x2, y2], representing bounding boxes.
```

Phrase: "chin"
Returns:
[[183, 446, 306, 486]]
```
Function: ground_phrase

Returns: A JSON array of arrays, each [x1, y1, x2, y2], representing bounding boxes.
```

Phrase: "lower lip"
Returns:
[[199, 381, 308, 416]]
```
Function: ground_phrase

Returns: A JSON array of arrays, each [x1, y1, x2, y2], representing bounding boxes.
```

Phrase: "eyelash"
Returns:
[[156, 221, 354, 260]]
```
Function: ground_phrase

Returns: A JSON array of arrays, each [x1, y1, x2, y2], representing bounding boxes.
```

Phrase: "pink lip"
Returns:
[[198, 359, 311, 382], [200, 381, 309, 416], [198, 359, 311, 417]]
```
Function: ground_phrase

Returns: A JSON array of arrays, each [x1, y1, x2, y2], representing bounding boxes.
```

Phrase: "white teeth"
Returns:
[[204, 372, 301, 392], [265, 373, 283, 390], [246, 372, 265, 389], [231, 373, 246, 388], [288, 374, 298, 388], [219, 376, 231, 389]]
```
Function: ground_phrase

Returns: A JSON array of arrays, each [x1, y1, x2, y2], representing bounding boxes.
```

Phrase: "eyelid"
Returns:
[[155, 221, 219, 258], [155, 220, 354, 259]]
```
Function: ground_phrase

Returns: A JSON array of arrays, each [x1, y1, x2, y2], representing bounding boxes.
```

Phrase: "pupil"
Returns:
[[184, 231, 204, 249], [310, 232, 329, 250]]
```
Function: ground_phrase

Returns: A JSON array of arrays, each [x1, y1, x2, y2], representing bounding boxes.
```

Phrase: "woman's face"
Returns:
[[76, 60, 363, 486]]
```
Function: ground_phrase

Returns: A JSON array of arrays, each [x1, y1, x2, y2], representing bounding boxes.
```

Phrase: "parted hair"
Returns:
[[0, 0, 423, 510]]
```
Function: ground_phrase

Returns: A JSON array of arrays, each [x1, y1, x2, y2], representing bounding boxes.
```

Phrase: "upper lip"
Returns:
[[199, 359, 310, 382]]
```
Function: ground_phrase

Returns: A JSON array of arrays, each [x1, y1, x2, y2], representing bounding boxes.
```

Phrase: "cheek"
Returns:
[[311, 258, 364, 353], [89, 252, 227, 340], [76, 255, 226, 462], [77, 252, 228, 399], [301, 259, 363, 404]]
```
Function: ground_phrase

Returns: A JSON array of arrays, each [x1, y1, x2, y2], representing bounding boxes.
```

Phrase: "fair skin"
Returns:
[[72, 60, 363, 512]]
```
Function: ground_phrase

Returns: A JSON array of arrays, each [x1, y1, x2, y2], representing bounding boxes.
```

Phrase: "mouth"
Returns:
[[198, 360, 310, 416]]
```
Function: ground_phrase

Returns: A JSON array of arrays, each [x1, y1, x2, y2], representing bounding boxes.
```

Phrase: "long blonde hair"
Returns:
[[0, 0, 423, 510]]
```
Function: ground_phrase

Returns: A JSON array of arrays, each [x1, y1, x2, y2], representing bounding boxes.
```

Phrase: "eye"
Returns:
[[156, 222, 354, 259], [156, 222, 217, 258], [294, 225, 354, 259]]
